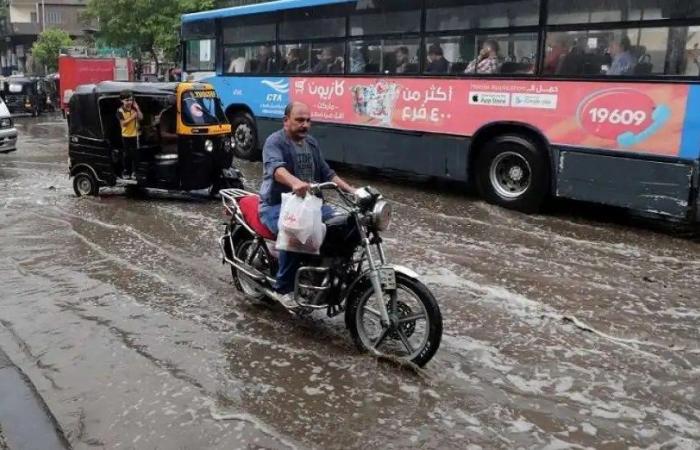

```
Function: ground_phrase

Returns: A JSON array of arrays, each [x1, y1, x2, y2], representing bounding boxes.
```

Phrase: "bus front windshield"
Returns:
[[181, 90, 227, 126]]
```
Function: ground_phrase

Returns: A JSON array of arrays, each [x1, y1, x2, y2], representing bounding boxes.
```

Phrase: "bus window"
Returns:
[[548, 0, 700, 25], [681, 27, 700, 77], [348, 39, 420, 74], [544, 27, 700, 77], [280, 5, 347, 41], [224, 44, 277, 74], [279, 43, 311, 73], [222, 17, 275, 45], [425, 34, 537, 75], [350, 0, 421, 36], [426, 0, 539, 31], [185, 39, 215, 72], [310, 44, 345, 74]]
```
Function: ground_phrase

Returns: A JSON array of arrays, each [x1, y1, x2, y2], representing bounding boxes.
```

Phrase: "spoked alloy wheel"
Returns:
[[347, 273, 442, 367], [232, 239, 266, 301]]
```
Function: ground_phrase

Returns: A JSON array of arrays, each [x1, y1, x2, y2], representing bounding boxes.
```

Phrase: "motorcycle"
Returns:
[[218, 183, 442, 367]]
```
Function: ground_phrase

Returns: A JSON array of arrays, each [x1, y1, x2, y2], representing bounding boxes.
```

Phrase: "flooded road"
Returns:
[[1, 114, 699, 449]]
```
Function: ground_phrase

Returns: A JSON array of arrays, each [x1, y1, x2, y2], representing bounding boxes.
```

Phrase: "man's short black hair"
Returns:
[[619, 35, 632, 52], [428, 43, 443, 57], [120, 90, 133, 100], [284, 102, 295, 117]]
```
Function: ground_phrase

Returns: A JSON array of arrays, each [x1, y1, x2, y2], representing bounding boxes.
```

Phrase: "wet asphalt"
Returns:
[[0, 114, 699, 449]]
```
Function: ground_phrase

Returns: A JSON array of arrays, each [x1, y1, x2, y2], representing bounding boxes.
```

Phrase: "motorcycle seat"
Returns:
[[238, 195, 276, 241]]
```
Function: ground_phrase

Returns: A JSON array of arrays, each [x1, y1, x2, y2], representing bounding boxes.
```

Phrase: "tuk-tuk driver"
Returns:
[[156, 104, 177, 154], [259, 101, 356, 308], [118, 90, 143, 179]]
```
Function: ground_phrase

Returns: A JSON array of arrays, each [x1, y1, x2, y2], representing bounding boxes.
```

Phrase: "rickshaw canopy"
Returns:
[[68, 81, 221, 140]]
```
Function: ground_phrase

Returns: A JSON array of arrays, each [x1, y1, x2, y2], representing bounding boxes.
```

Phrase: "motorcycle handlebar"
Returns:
[[310, 182, 338, 192]]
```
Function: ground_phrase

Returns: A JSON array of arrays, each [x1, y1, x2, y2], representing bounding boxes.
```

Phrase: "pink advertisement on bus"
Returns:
[[289, 77, 691, 158]]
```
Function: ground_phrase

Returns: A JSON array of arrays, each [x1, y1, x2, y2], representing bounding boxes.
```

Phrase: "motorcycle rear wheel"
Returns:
[[346, 273, 442, 367], [232, 239, 267, 302]]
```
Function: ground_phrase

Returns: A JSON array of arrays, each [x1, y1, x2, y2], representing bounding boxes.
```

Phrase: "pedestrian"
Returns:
[[117, 90, 142, 179]]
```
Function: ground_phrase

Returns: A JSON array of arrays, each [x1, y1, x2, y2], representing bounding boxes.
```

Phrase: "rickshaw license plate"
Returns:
[[379, 267, 396, 290]]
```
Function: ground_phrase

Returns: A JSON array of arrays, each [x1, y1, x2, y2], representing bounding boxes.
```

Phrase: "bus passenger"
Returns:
[[426, 43, 449, 73], [350, 46, 368, 73], [255, 45, 275, 73], [227, 55, 247, 73], [283, 48, 306, 73], [312, 47, 343, 74], [465, 40, 501, 74], [395, 47, 411, 74], [544, 36, 570, 74], [607, 36, 636, 75]]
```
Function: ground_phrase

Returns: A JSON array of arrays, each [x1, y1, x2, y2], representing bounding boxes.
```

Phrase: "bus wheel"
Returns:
[[230, 112, 259, 160], [73, 171, 99, 197], [475, 134, 549, 213]]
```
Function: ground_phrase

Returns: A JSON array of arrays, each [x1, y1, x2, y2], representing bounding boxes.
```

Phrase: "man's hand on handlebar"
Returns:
[[292, 180, 311, 197]]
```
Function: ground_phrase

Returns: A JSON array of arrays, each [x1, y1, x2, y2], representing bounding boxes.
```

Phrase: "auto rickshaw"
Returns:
[[2, 76, 46, 116], [68, 81, 243, 197]]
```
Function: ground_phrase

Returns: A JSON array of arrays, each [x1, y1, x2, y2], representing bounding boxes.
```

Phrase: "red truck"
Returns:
[[59, 55, 134, 115]]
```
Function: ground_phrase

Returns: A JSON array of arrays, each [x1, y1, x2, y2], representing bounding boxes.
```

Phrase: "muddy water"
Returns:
[[0, 115, 698, 449]]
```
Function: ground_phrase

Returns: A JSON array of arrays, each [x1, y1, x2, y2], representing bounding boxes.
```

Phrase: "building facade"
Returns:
[[0, 0, 90, 75]]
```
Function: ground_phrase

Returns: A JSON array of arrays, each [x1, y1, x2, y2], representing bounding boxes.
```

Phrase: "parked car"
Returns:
[[0, 96, 18, 153]]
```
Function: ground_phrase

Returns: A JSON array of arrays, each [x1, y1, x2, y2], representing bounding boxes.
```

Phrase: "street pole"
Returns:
[[41, 0, 45, 32]]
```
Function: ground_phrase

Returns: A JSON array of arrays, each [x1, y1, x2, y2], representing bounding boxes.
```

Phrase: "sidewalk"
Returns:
[[0, 348, 69, 450]]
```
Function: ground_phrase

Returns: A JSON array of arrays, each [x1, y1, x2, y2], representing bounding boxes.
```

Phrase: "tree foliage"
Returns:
[[31, 28, 73, 72], [84, 0, 214, 69]]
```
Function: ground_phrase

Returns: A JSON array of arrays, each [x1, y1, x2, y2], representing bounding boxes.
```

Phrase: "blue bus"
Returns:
[[182, 0, 700, 222]]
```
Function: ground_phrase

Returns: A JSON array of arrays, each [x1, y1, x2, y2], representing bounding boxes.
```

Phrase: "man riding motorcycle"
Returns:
[[258, 101, 356, 307]]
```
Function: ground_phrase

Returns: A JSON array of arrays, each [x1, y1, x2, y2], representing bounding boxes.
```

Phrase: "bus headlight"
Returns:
[[205, 139, 214, 152], [371, 200, 392, 231]]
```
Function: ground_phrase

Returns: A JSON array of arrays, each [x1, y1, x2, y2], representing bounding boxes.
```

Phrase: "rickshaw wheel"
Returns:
[[73, 171, 99, 197]]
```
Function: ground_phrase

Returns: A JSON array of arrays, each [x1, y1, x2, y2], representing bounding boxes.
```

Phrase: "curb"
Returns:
[[0, 348, 70, 450]]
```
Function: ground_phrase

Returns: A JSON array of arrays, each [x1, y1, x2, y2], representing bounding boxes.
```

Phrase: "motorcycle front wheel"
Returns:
[[346, 273, 442, 367]]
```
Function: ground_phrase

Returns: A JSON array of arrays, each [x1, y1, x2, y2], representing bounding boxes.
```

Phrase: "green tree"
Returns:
[[84, 0, 214, 73], [31, 28, 73, 72]]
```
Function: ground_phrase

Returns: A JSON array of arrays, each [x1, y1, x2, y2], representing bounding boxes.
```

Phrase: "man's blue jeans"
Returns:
[[260, 203, 335, 294]]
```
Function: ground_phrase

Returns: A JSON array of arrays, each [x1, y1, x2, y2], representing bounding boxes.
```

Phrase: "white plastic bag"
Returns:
[[276, 193, 326, 254], [278, 192, 321, 243]]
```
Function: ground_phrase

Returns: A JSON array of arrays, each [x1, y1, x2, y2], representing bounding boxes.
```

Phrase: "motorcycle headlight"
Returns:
[[205, 139, 214, 152], [371, 200, 392, 231]]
